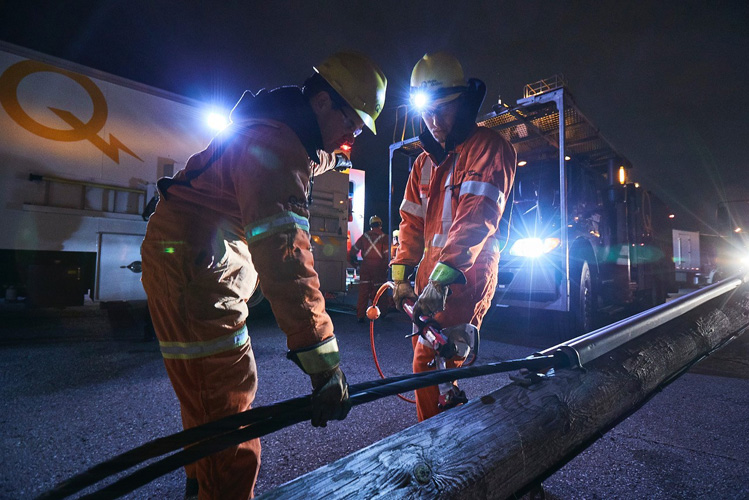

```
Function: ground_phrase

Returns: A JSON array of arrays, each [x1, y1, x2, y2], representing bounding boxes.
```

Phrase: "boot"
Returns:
[[184, 477, 199, 500]]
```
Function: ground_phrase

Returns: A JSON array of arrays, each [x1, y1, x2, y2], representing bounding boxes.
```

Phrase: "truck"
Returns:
[[389, 76, 675, 336], [0, 42, 362, 308]]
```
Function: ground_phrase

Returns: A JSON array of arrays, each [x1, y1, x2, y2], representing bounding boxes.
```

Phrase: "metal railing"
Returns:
[[523, 74, 568, 98]]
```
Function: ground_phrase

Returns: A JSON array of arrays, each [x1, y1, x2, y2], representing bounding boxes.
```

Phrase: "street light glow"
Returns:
[[207, 112, 229, 131]]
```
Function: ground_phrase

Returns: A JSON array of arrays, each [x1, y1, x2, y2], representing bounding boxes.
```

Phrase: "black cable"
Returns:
[[34, 397, 311, 500], [37, 355, 558, 500]]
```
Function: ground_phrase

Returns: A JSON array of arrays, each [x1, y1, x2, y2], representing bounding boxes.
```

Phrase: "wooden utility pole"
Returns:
[[259, 284, 749, 499]]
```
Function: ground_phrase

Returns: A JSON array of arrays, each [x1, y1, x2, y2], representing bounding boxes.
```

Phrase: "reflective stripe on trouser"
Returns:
[[147, 293, 260, 499], [411, 251, 499, 422], [357, 260, 389, 319], [159, 326, 249, 359]]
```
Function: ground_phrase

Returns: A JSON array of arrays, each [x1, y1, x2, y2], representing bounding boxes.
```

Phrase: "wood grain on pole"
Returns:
[[259, 286, 749, 500]]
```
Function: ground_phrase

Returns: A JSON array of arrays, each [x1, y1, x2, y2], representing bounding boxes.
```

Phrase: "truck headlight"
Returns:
[[509, 237, 561, 258], [741, 253, 749, 267]]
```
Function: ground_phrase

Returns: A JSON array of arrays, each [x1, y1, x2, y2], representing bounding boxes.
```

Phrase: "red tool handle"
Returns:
[[401, 299, 448, 349]]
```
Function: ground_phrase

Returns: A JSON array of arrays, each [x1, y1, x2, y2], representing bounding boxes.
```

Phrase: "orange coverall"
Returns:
[[350, 227, 390, 319], [141, 88, 339, 499], [392, 125, 516, 421]]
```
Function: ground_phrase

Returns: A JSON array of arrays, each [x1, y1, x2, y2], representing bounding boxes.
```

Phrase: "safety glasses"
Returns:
[[337, 106, 363, 137], [421, 99, 459, 119]]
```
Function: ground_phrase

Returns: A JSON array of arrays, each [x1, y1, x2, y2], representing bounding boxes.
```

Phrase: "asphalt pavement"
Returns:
[[0, 300, 747, 499]]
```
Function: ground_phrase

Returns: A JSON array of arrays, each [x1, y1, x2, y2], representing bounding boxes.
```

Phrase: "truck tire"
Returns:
[[570, 260, 596, 336]]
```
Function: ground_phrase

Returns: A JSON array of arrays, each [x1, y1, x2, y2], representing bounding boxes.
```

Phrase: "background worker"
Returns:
[[349, 215, 391, 322], [141, 52, 386, 499], [391, 52, 516, 421]]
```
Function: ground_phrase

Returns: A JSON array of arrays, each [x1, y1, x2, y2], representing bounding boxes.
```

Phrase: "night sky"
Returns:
[[2, 1, 747, 234]]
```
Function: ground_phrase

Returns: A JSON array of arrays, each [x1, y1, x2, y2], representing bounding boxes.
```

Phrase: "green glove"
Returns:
[[309, 366, 351, 427]]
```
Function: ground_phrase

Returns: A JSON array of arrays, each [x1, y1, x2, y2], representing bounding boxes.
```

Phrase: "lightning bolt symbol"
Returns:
[[49, 108, 144, 163]]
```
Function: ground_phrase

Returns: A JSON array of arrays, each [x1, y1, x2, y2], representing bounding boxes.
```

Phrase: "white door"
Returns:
[[96, 233, 146, 301]]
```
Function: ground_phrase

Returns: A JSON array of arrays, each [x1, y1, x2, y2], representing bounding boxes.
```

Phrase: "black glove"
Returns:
[[309, 366, 351, 427]]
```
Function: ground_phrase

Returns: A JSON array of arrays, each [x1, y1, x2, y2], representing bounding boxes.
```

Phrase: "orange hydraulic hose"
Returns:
[[368, 282, 416, 403]]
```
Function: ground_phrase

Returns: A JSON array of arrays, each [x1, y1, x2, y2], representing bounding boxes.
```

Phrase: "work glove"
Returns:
[[309, 366, 351, 427], [412, 280, 449, 319], [412, 262, 466, 320], [286, 337, 349, 427], [391, 264, 417, 311], [440, 323, 479, 360]]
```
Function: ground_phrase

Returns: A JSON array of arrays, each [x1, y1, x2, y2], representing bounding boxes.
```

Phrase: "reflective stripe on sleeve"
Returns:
[[159, 326, 249, 360], [245, 211, 309, 245], [400, 199, 424, 219], [460, 180, 504, 207], [432, 234, 448, 247]]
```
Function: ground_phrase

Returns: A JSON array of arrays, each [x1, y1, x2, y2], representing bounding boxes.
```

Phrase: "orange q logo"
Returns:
[[0, 59, 142, 163]]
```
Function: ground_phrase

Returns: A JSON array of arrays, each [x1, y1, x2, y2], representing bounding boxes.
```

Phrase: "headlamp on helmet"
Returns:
[[409, 52, 468, 112]]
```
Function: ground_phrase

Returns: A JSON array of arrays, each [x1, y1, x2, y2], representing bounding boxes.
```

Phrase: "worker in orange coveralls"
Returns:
[[391, 52, 516, 421], [140, 52, 386, 499], [349, 215, 391, 322]]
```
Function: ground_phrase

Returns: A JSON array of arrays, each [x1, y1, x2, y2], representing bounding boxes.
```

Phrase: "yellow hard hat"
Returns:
[[315, 52, 387, 135], [410, 52, 468, 109], [369, 215, 383, 226]]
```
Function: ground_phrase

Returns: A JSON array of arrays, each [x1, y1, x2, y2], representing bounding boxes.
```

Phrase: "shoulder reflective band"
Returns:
[[400, 199, 424, 219], [287, 336, 340, 375], [459, 180, 504, 208], [245, 211, 310, 245], [159, 326, 249, 360]]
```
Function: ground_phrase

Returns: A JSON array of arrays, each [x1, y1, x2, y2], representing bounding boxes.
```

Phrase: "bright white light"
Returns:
[[741, 253, 749, 267], [411, 91, 429, 111], [509, 237, 561, 258], [207, 113, 229, 131]]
